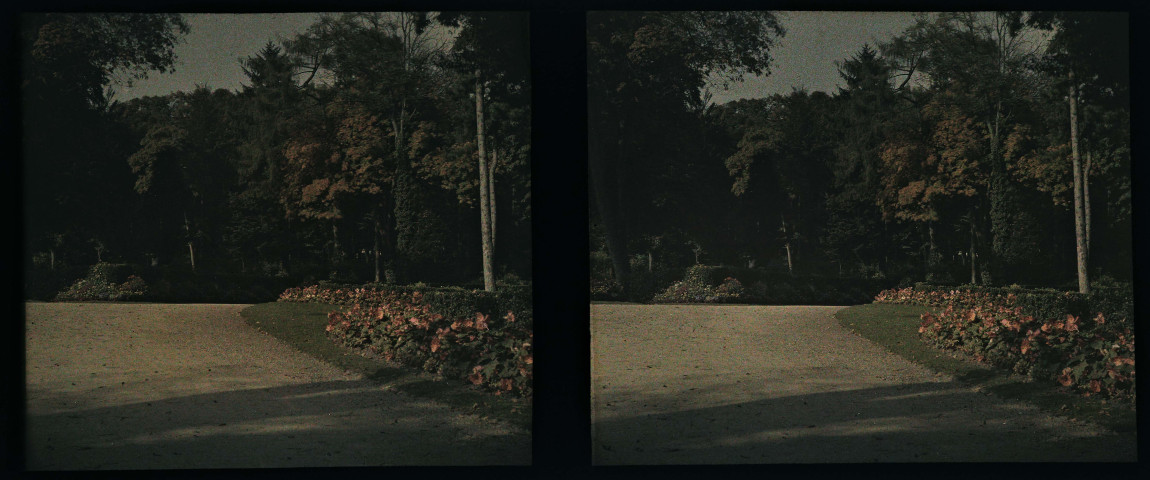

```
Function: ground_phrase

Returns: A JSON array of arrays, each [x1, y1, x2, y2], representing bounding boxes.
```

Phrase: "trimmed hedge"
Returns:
[[875, 284, 1135, 401], [283, 282, 532, 325], [279, 284, 533, 397], [651, 264, 890, 305]]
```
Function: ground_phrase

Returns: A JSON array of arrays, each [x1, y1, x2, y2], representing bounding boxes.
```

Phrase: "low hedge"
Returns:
[[651, 264, 890, 305], [874, 284, 1135, 402], [279, 284, 533, 397], [282, 283, 532, 325]]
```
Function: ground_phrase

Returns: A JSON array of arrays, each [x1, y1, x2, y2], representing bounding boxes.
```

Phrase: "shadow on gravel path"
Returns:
[[594, 380, 1134, 464], [27, 378, 527, 470]]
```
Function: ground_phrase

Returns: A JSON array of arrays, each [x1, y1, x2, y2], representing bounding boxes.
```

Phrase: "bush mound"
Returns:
[[875, 284, 1135, 401], [32, 262, 300, 303], [651, 265, 889, 305], [280, 284, 533, 397], [55, 263, 148, 301]]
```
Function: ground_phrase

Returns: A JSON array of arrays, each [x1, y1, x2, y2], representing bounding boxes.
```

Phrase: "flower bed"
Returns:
[[875, 285, 1135, 401], [280, 285, 532, 397]]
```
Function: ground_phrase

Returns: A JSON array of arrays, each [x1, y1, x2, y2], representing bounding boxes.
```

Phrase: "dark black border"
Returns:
[[6, 1, 1149, 478]]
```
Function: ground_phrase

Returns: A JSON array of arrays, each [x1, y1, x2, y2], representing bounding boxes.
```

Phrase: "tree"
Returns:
[[1028, 12, 1131, 291], [285, 12, 447, 283], [587, 11, 784, 292], [823, 45, 900, 277], [23, 13, 188, 268], [723, 90, 835, 275], [880, 12, 1050, 284], [125, 88, 238, 271], [436, 12, 531, 291], [227, 41, 305, 274]]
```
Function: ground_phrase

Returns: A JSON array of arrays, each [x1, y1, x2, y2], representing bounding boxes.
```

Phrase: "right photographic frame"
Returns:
[[588, 11, 1134, 464]]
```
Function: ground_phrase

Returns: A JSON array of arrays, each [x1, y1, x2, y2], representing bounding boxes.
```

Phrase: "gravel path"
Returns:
[[25, 302, 530, 470], [591, 303, 1136, 464]]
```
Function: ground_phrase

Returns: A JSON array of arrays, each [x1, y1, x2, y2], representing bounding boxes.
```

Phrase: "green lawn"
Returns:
[[240, 302, 531, 431], [835, 303, 1135, 434]]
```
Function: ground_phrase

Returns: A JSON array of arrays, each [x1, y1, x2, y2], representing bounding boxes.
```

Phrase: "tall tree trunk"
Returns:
[[928, 221, 936, 273], [970, 214, 978, 285], [588, 94, 630, 290], [184, 212, 196, 272], [489, 147, 498, 253], [782, 214, 793, 276], [476, 68, 495, 292], [373, 209, 381, 283], [1069, 70, 1089, 294], [1084, 151, 1092, 261], [331, 222, 340, 265]]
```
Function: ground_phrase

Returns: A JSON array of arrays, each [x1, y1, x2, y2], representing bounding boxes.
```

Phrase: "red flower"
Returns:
[[1057, 368, 1074, 387], [467, 365, 485, 385]]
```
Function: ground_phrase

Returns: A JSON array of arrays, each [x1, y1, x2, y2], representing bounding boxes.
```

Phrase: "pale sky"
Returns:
[[706, 11, 920, 104], [112, 13, 322, 101], [114, 11, 924, 103]]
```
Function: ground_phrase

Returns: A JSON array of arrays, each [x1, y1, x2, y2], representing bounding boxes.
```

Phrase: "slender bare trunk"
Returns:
[[184, 212, 196, 272], [1069, 70, 1089, 294], [373, 212, 381, 283], [332, 222, 340, 264], [970, 215, 977, 285], [476, 68, 495, 292], [782, 214, 793, 275], [1084, 151, 1092, 260], [489, 147, 497, 253]]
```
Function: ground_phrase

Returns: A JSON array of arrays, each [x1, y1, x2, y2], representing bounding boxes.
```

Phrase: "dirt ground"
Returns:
[[590, 303, 1137, 464], [24, 302, 530, 470]]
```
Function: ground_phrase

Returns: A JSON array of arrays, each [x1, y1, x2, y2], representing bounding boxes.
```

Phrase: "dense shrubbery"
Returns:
[[31, 263, 299, 303], [590, 277, 623, 301], [650, 265, 889, 305], [55, 263, 148, 301], [875, 284, 1135, 401], [280, 284, 533, 397]]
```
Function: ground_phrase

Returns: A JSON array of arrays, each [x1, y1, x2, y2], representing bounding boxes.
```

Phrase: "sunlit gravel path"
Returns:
[[25, 302, 529, 470], [591, 303, 1135, 464]]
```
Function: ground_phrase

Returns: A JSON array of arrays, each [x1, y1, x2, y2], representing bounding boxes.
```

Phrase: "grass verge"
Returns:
[[240, 302, 531, 431], [835, 303, 1135, 435]]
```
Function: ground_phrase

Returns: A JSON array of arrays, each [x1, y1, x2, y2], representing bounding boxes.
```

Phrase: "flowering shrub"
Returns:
[[877, 285, 1135, 401], [56, 264, 147, 301], [652, 265, 886, 305], [713, 277, 744, 301], [282, 285, 532, 397], [590, 277, 623, 301], [652, 274, 726, 304]]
